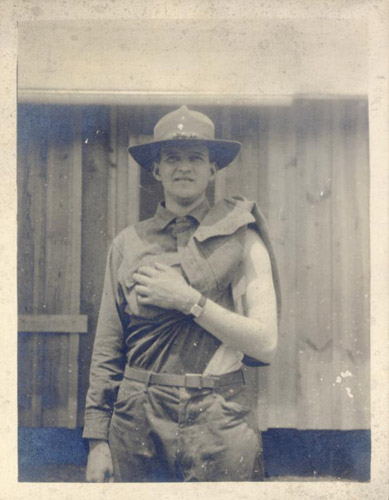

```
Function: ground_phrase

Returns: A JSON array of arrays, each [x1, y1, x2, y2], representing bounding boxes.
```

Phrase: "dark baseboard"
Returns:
[[18, 427, 370, 482], [262, 428, 370, 481]]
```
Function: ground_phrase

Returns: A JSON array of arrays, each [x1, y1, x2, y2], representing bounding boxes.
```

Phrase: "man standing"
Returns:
[[83, 105, 280, 482]]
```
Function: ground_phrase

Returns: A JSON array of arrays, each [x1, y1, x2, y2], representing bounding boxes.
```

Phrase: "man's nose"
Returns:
[[176, 161, 191, 171]]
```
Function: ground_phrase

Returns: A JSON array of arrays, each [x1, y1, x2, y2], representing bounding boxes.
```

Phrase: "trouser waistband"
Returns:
[[124, 366, 245, 389]]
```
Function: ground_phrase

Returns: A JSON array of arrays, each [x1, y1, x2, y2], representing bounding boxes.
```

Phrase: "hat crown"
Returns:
[[128, 105, 241, 170], [154, 105, 215, 142]]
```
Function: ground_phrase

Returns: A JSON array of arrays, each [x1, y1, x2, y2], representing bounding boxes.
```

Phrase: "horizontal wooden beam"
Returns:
[[18, 314, 88, 333], [18, 90, 295, 107]]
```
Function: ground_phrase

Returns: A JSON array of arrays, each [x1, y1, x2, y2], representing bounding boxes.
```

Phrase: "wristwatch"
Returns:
[[189, 294, 207, 318]]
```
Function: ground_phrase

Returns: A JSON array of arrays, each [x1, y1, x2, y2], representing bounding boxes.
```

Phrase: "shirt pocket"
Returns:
[[203, 233, 246, 292]]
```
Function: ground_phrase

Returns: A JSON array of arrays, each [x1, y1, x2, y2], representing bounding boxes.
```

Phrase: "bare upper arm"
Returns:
[[243, 228, 278, 334]]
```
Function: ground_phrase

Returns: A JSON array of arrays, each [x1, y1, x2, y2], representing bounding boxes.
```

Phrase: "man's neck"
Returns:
[[164, 195, 207, 217]]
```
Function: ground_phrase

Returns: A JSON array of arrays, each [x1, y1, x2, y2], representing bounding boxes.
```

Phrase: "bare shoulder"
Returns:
[[244, 228, 272, 272], [244, 227, 266, 248]]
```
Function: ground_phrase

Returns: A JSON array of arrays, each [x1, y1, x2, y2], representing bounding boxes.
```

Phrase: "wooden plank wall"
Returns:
[[18, 105, 83, 427], [18, 100, 369, 430], [216, 100, 370, 430]]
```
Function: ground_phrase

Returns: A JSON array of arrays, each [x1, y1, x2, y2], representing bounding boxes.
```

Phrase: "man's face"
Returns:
[[154, 144, 215, 206]]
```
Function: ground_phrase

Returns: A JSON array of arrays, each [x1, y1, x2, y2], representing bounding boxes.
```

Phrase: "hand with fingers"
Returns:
[[133, 262, 200, 314], [86, 440, 114, 482]]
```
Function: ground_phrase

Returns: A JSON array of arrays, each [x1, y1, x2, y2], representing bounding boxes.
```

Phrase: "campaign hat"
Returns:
[[128, 105, 241, 170]]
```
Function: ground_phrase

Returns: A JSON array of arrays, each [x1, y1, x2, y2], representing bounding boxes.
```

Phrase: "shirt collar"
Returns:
[[155, 197, 211, 230]]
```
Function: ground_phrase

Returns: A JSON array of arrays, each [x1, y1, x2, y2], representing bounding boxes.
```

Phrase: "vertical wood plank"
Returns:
[[331, 100, 370, 429], [295, 100, 334, 429], [214, 109, 230, 201], [79, 106, 110, 424], [67, 109, 83, 428], [264, 106, 298, 429], [126, 110, 142, 227], [256, 108, 270, 211], [351, 100, 370, 429], [214, 167, 226, 202], [116, 108, 130, 233], [107, 107, 118, 245], [29, 125, 47, 427], [42, 107, 82, 427], [42, 109, 69, 427], [17, 108, 33, 426], [331, 102, 349, 430], [239, 111, 262, 204], [221, 108, 241, 198]]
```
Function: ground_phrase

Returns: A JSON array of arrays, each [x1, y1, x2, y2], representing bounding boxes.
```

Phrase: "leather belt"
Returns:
[[124, 366, 245, 389]]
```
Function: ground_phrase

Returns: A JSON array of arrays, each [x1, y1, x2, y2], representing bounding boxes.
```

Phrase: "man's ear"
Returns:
[[152, 163, 161, 181], [210, 163, 217, 180]]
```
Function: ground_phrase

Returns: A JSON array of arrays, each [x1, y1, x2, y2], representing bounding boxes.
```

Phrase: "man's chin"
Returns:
[[176, 196, 197, 206], [173, 192, 203, 206]]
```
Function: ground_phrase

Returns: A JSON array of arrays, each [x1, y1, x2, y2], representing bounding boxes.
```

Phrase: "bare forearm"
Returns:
[[193, 296, 277, 363], [161, 283, 277, 362]]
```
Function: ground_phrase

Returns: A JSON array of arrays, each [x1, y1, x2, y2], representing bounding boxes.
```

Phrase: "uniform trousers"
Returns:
[[108, 370, 265, 482]]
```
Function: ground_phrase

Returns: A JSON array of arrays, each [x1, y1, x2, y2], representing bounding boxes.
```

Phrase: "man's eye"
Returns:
[[165, 155, 180, 162], [190, 155, 203, 162]]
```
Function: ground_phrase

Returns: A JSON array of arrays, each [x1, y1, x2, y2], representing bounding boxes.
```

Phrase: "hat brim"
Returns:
[[128, 139, 241, 170]]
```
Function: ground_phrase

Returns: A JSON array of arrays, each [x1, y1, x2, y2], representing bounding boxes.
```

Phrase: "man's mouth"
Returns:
[[174, 178, 194, 182]]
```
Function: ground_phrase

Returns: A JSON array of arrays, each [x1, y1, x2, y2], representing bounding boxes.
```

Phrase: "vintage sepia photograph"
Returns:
[[15, 13, 377, 490]]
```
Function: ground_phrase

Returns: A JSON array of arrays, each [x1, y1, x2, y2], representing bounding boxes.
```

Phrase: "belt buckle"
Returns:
[[185, 373, 202, 388], [184, 373, 215, 389]]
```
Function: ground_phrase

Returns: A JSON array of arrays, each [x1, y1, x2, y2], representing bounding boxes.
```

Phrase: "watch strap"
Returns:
[[189, 294, 207, 318]]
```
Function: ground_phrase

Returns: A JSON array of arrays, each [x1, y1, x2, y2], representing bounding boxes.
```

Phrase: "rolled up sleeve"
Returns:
[[83, 241, 127, 440]]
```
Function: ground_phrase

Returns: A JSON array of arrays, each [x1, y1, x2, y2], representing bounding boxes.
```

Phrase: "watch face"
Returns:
[[190, 303, 203, 318]]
